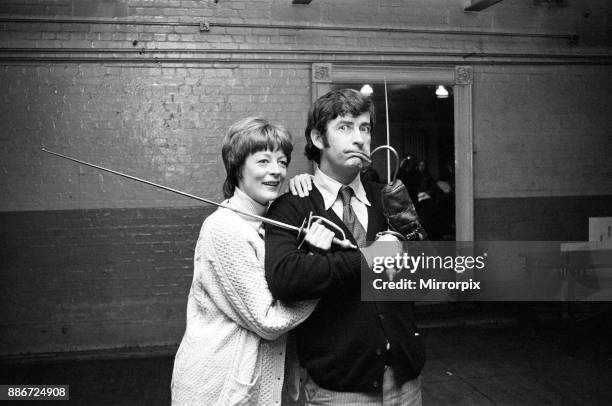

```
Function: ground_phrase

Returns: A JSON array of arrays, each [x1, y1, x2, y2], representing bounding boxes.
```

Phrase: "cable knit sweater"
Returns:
[[171, 188, 316, 406]]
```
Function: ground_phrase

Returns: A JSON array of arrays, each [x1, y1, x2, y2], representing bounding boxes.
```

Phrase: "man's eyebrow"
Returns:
[[335, 120, 355, 126]]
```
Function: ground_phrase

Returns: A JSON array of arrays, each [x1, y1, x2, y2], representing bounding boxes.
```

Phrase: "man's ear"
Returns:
[[311, 129, 324, 150]]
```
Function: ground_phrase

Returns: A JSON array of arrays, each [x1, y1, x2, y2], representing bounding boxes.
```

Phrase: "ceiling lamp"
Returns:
[[360, 84, 373, 96], [435, 85, 449, 99]]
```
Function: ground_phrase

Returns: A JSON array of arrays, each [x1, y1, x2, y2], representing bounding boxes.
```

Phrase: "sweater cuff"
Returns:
[[348, 250, 366, 281]]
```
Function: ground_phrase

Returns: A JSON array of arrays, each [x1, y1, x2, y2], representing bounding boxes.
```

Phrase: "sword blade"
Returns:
[[41, 148, 301, 234], [384, 79, 391, 183]]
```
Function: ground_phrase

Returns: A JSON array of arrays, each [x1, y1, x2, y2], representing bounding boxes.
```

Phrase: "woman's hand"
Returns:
[[304, 220, 335, 253], [287, 173, 313, 197]]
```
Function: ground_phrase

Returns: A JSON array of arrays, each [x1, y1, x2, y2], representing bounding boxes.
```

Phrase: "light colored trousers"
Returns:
[[303, 366, 422, 406]]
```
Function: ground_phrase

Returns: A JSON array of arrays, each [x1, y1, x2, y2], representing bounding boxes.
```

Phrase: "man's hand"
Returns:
[[287, 173, 313, 197], [303, 220, 335, 254], [375, 232, 400, 242], [374, 232, 403, 281]]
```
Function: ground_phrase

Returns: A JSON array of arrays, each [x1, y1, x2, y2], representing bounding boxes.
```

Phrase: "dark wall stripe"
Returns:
[[2, 195, 611, 355], [475, 195, 612, 241], [0, 206, 215, 355]]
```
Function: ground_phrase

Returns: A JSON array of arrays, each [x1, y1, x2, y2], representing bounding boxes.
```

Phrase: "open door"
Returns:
[[311, 64, 474, 241]]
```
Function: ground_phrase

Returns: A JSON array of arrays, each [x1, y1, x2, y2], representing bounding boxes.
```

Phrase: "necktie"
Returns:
[[339, 186, 367, 247]]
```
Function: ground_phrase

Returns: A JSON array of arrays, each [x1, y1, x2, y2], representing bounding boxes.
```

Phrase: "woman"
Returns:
[[171, 117, 335, 405]]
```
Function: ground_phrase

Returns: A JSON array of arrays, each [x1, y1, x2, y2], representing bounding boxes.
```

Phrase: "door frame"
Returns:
[[311, 63, 474, 241]]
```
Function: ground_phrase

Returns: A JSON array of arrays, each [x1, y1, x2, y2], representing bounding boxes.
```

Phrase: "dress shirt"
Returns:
[[313, 167, 370, 232]]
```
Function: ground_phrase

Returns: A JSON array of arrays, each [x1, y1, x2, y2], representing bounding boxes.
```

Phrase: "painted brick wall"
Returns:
[[0, 63, 311, 211], [474, 65, 612, 199], [1, 0, 612, 356], [0, 206, 213, 355], [475, 195, 612, 241], [472, 64, 612, 241]]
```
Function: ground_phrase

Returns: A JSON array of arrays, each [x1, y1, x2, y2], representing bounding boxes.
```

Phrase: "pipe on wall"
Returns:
[[0, 47, 610, 65], [0, 16, 578, 42]]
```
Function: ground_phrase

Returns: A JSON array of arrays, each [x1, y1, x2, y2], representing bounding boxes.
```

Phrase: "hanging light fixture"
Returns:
[[435, 85, 449, 99], [360, 84, 373, 96]]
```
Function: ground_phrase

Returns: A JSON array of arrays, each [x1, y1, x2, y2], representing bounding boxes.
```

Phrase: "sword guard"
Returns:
[[296, 217, 309, 250], [370, 145, 400, 185], [297, 212, 357, 250]]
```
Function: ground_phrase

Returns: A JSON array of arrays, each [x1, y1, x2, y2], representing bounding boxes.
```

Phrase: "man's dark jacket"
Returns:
[[264, 181, 426, 392]]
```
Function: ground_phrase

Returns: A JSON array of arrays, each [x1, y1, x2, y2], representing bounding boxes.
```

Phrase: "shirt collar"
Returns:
[[313, 166, 371, 210]]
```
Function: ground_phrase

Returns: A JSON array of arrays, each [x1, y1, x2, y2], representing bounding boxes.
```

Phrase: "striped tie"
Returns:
[[339, 186, 367, 247]]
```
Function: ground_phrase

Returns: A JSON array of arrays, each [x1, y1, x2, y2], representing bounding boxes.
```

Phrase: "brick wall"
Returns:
[[0, 63, 312, 211], [472, 64, 612, 240], [1, 0, 612, 356], [0, 206, 213, 355], [474, 65, 612, 199]]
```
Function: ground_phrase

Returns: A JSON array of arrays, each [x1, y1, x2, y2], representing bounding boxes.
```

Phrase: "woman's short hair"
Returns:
[[304, 88, 376, 164], [221, 117, 293, 198]]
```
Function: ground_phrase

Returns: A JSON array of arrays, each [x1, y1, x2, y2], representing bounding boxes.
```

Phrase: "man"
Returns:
[[265, 89, 425, 405]]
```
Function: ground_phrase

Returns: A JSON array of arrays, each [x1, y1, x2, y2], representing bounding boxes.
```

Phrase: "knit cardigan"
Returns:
[[171, 188, 316, 406]]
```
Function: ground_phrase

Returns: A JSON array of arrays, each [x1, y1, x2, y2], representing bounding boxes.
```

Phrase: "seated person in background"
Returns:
[[397, 153, 419, 204], [416, 159, 437, 239]]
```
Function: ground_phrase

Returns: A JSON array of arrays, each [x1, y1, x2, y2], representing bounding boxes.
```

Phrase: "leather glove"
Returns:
[[380, 179, 428, 241]]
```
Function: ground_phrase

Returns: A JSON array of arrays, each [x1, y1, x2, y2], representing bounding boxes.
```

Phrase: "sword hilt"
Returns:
[[332, 236, 358, 250], [297, 212, 357, 250]]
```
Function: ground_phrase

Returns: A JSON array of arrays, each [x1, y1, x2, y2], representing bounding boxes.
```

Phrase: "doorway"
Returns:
[[331, 83, 455, 240], [312, 64, 473, 241]]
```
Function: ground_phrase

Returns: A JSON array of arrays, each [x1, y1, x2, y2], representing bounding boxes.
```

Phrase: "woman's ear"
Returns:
[[235, 165, 243, 184], [311, 129, 324, 150]]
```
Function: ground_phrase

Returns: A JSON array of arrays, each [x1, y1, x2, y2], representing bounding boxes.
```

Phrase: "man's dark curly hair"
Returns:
[[304, 88, 376, 163]]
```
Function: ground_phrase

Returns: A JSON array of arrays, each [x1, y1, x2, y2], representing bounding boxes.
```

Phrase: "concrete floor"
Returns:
[[2, 322, 611, 405]]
